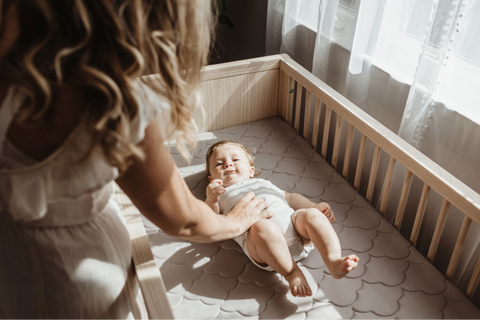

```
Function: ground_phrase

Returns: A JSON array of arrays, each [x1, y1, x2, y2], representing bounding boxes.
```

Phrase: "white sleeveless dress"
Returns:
[[0, 82, 165, 318]]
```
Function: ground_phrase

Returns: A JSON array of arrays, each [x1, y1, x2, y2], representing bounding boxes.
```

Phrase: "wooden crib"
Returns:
[[116, 54, 480, 319]]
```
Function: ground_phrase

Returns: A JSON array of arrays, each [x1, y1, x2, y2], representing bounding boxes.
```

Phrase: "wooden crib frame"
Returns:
[[118, 54, 480, 318]]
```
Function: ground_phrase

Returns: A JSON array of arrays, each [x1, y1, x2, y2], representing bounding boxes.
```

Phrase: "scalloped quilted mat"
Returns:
[[141, 117, 480, 319]]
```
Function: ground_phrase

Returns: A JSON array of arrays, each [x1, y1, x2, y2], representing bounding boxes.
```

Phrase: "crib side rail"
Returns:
[[278, 56, 480, 297], [198, 55, 286, 132], [114, 184, 173, 319], [144, 55, 284, 135]]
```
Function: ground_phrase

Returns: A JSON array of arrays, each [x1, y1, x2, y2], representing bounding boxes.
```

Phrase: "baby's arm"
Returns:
[[205, 179, 226, 214], [285, 192, 335, 222]]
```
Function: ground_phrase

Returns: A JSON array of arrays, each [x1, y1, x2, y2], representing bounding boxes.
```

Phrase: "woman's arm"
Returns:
[[116, 119, 272, 243], [285, 192, 335, 222]]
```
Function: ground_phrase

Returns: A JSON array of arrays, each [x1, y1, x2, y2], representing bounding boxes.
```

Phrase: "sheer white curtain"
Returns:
[[267, 0, 480, 303]]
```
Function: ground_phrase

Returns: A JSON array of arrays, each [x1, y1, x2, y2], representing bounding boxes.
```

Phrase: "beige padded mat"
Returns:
[[140, 117, 480, 319]]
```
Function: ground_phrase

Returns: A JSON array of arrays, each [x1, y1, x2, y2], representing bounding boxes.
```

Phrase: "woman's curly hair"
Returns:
[[0, 0, 215, 171]]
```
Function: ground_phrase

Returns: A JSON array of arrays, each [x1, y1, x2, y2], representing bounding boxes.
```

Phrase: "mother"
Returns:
[[0, 0, 271, 318]]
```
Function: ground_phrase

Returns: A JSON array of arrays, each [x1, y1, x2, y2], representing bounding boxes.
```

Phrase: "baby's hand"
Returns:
[[316, 202, 335, 223], [206, 179, 226, 204]]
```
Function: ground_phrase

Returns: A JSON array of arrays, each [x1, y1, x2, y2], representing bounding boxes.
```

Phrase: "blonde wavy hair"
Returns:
[[0, 0, 214, 171]]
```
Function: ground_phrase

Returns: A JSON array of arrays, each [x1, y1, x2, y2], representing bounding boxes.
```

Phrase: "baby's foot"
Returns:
[[329, 255, 359, 279], [285, 266, 313, 297]]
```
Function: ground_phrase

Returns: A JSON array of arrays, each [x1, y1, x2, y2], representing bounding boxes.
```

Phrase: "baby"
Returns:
[[204, 141, 359, 297]]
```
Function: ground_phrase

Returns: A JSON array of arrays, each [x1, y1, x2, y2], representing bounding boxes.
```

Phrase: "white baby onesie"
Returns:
[[218, 178, 314, 271]]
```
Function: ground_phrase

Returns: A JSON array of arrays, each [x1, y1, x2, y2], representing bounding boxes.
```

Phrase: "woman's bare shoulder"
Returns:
[[5, 85, 85, 162]]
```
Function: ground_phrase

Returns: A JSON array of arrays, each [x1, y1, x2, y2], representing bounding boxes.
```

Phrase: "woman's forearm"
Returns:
[[156, 191, 271, 243], [169, 199, 241, 242], [120, 167, 242, 242], [205, 198, 220, 215]]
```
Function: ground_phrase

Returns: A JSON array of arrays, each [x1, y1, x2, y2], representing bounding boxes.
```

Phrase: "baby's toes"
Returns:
[[301, 286, 308, 297], [346, 256, 359, 270], [348, 254, 359, 262], [306, 287, 313, 297], [296, 286, 303, 297], [291, 286, 298, 297]]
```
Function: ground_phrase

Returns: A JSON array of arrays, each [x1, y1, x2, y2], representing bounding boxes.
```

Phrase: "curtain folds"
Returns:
[[266, 0, 480, 305]]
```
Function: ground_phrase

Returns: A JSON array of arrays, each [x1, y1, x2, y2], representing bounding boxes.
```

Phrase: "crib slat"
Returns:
[[115, 185, 174, 319], [280, 72, 289, 119], [312, 99, 321, 149], [277, 71, 283, 117], [447, 216, 472, 280], [379, 157, 397, 216], [366, 145, 381, 203], [332, 114, 343, 170], [427, 199, 451, 262], [286, 77, 295, 125], [467, 256, 480, 298], [283, 75, 290, 122], [303, 91, 312, 140], [321, 106, 332, 158], [353, 134, 368, 191], [395, 170, 413, 230], [343, 124, 355, 179], [294, 84, 303, 132], [410, 184, 431, 246]]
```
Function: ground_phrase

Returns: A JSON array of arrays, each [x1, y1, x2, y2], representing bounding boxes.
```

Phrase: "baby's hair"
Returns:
[[205, 141, 261, 177]]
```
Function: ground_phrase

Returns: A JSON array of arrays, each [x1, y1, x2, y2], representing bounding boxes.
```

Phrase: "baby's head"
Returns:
[[206, 141, 258, 187]]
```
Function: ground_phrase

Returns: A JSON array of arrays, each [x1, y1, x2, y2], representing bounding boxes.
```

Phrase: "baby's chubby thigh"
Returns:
[[291, 208, 330, 245], [245, 219, 289, 265]]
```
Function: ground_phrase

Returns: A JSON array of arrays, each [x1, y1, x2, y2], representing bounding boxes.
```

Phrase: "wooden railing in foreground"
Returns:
[[278, 55, 480, 298], [114, 184, 173, 319]]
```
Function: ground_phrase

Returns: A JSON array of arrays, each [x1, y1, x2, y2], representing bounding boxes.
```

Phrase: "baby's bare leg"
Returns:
[[293, 208, 359, 279], [246, 220, 312, 297]]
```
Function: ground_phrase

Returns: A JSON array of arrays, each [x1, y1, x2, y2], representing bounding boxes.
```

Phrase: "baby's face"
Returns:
[[208, 144, 254, 187]]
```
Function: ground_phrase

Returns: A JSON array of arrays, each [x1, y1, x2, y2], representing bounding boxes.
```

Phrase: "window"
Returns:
[[281, 0, 480, 123], [339, 0, 360, 11], [296, 0, 359, 44], [334, 0, 360, 50], [296, 0, 321, 32], [373, 0, 480, 123], [401, 0, 480, 68]]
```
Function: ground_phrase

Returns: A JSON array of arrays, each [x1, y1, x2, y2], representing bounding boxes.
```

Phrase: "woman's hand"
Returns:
[[315, 202, 335, 223], [224, 191, 273, 235]]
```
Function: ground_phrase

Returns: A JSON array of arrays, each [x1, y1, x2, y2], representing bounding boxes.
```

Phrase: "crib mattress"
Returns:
[[141, 117, 480, 319]]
